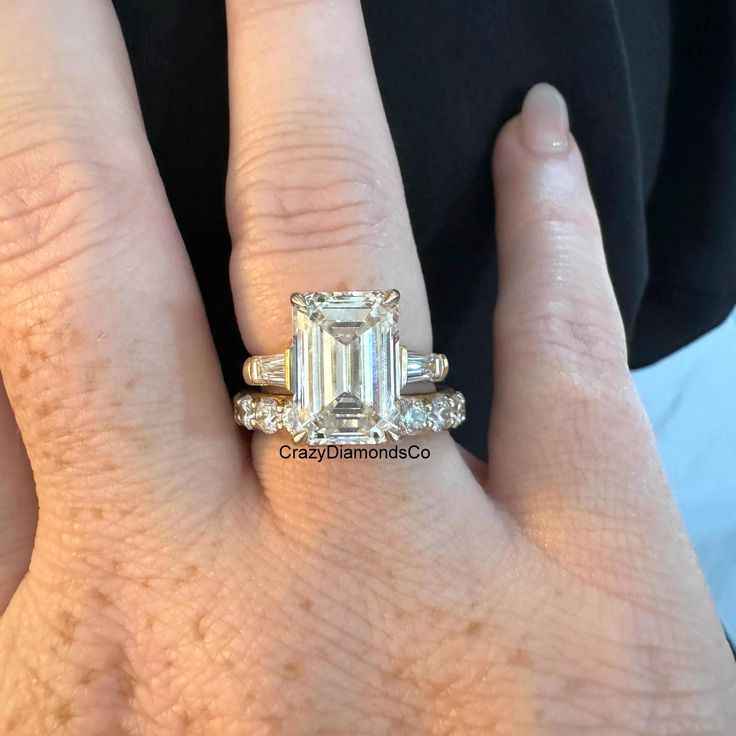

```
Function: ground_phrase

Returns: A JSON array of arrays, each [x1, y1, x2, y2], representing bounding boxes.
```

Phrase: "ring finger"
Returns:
[[226, 0, 431, 354], [225, 0, 478, 517]]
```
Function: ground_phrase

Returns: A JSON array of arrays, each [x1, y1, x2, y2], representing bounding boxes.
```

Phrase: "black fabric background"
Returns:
[[112, 0, 736, 459]]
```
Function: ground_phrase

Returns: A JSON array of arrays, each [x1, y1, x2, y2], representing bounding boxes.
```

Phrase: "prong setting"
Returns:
[[237, 290, 463, 445], [234, 389, 465, 442]]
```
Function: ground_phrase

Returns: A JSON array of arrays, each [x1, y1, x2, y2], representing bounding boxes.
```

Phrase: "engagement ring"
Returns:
[[234, 290, 465, 445]]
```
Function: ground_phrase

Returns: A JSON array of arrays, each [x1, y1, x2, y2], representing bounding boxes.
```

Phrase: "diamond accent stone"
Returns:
[[235, 389, 464, 438], [245, 353, 288, 389], [281, 402, 299, 437], [254, 397, 280, 434], [405, 351, 448, 384], [235, 394, 257, 430], [428, 394, 452, 431], [449, 392, 466, 427], [292, 291, 401, 445], [400, 398, 428, 434]]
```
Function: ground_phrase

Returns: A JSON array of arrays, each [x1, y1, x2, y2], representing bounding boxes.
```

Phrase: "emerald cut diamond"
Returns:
[[291, 290, 401, 445]]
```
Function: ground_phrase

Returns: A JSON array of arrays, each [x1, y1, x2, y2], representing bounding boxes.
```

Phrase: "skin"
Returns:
[[0, 0, 734, 733]]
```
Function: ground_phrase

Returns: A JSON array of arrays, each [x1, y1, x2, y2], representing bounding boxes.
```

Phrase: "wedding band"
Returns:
[[234, 290, 466, 445], [235, 389, 466, 443]]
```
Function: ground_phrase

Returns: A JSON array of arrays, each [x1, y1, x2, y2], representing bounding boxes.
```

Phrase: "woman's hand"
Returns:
[[0, 1, 734, 733]]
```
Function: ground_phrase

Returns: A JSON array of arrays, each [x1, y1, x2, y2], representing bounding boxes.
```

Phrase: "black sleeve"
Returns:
[[112, 0, 736, 459]]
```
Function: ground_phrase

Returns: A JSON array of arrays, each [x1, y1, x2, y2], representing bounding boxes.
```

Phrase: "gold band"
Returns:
[[235, 388, 465, 444]]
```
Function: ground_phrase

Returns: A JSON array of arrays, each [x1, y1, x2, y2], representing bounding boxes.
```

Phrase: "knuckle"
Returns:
[[228, 112, 400, 260], [0, 124, 149, 284], [231, 163, 395, 260], [495, 295, 629, 379], [495, 216, 628, 386]]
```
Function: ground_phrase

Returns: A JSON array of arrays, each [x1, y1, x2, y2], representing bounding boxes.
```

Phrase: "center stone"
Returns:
[[291, 290, 401, 445]]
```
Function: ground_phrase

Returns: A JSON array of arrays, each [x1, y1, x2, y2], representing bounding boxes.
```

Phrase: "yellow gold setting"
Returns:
[[235, 290, 464, 446]]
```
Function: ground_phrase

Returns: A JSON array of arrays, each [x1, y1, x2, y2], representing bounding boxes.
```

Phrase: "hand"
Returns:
[[1, 2, 734, 734]]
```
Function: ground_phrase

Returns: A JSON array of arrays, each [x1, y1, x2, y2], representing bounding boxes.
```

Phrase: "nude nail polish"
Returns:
[[520, 83, 569, 154]]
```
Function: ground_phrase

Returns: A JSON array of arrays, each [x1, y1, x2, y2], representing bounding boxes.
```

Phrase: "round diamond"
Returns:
[[254, 398, 280, 433], [236, 395, 257, 430], [428, 394, 452, 431], [281, 402, 300, 437], [449, 392, 466, 427], [401, 399, 427, 434]]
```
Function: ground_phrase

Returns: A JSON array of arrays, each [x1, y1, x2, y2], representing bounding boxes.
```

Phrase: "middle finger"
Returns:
[[0, 1, 241, 524]]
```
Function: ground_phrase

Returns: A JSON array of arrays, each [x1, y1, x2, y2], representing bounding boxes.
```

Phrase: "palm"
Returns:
[[0, 1, 733, 734]]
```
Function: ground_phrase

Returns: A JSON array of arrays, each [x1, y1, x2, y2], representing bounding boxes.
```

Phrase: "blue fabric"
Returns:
[[634, 309, 736, 641]]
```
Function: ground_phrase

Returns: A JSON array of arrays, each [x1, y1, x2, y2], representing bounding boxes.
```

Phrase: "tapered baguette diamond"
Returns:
[[292, 291, 401, 445], [244, 353, 288, 388], [405, 351, 448, 383]]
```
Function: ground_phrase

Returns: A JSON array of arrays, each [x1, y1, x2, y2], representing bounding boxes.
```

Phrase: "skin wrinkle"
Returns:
[[250, 491, 484, 600], [234, 173, 395, 259], [213, 536, 506, 724], [236, 138, 391, 177], [0, 132, 146, 271], [0, 5, 734, 733], [0, 51, 242, 532], [235, 0, 329, 22], [501, 309, 629, 373]]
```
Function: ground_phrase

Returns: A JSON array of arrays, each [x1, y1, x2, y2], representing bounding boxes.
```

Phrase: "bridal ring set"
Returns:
[[234, 290, 465, 446]]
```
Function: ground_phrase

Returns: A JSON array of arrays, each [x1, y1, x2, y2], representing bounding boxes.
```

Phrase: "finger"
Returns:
[[489, 85, 679, 576], [0, 376, 36, 613], [225, 0, 431, 353], [224, 0, 483, 519], [0, 2, 240, 522]]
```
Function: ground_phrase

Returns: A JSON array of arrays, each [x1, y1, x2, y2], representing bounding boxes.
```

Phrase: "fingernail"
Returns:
[[520, 83, 569, 154]]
